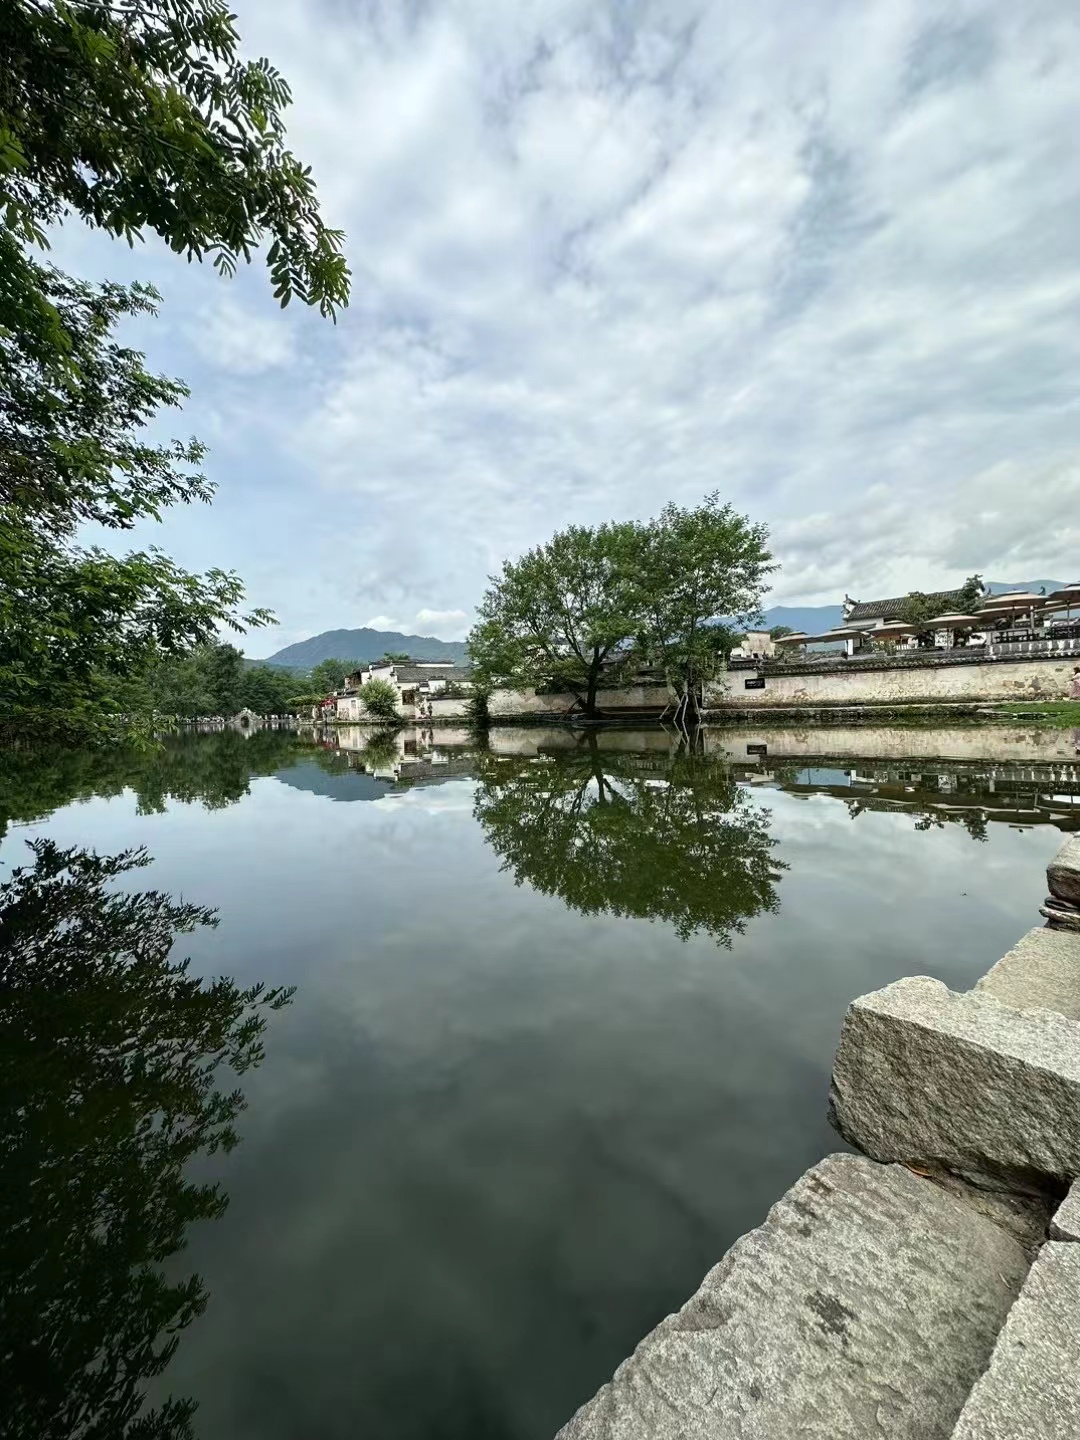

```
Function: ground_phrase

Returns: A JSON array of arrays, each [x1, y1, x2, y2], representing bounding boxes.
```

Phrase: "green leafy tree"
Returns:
[[897, 591, 939, 647], [0, 529, 271, 739], [1, 0, 349, 741], [473, 736, 782, 945], [0, 838, 293, 1438], [0, 270, 212, 537], [0, 0, 349, 344], [0, 271, 269, 737], [236, 663, 301, 715], [360, 677, 401, 721], [958, 575, 985, 613], [769, 625, 795, 639], [310, 657, 350, 694], [630, 494, 775, 720], [382, 651, 411, 664], [468, 522, 643, 718], [142, 642, 245, 718]]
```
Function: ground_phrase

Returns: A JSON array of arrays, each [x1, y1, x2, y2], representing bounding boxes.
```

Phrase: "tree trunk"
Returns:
[[584, 652, 602, 719]]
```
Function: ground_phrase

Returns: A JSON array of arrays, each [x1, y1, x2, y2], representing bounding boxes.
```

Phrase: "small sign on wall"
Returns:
[[744, 676, 766, 690], [746, 742, 768, 755]]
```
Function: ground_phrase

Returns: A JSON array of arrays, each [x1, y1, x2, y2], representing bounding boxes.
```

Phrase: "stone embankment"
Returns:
[[556, 837, 1080, 1439]]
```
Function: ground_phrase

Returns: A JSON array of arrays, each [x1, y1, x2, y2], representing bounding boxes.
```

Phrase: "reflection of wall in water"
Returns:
[[707, 724, 1080, 766]]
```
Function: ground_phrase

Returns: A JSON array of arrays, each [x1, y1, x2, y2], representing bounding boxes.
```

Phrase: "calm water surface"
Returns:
[[2, 724, 1076, 1439]]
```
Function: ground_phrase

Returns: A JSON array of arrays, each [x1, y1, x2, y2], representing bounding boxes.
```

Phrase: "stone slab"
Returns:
[[830, 977, 1080, 1189], [1047, 835, 1080, 907], [976, 926, 1080, 1019], [556, 1154, 1027, 1440], [1049, 1180, 1080, 1242], [950, 1242, 1080, 1439]]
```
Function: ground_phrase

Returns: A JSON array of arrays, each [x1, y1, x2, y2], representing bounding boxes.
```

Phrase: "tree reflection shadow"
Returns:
[[0, 840, 293, 1439], [474, 734, 783, 945], [0, 729, 317, 843]]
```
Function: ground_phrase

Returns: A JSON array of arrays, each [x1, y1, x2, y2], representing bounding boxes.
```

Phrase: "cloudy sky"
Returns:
[[65, 0, 1080, 650]]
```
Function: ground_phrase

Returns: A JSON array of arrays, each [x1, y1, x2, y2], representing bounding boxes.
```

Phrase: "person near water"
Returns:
[[1071, 665, 1080, 701]]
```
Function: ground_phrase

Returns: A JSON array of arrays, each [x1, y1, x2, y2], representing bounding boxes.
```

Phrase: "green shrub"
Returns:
[[359, 678, 399, 721]]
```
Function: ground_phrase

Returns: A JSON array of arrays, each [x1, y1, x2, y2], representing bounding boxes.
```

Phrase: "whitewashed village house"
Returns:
[[334, 658, 474, 721]]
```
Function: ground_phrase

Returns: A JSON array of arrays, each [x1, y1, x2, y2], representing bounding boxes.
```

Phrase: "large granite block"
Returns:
[[830, 976, 1080, 1189], [556, 1154, 1027, 1440], [950, 1242, 1080, 1438], [1048, 836, 1080, 907], [1050, 1180, 1080, 1242], [1044, 836, 1080, 930], [976, 926, 1080, 1019]]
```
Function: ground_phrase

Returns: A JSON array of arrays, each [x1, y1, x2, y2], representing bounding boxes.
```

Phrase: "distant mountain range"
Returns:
[[758, 580, 1065, 637], [258, 581, 1066, 669], [257, 626, 469, 670]]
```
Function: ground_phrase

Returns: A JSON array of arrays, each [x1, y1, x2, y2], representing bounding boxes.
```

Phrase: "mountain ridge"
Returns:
[[258, 582, 1067, 668], [257, 626, 469, 669]]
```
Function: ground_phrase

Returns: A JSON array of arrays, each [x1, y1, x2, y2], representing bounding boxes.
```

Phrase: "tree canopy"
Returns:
[[0, 269, 211, 536], [958, 574, 985, 612], [0, 838, 293, 1438], [360, 677, 400, 721], [897, 590, 939, 645], [628, 494, 774, 715], [0, 529, 273, 738], [1, 0, 349, 740], [470, 523, 642, 716], [1, 0, 349, 349], [468, 498, 773, 719], [310, 657, 350, 695], [473, 736, 782, 945]]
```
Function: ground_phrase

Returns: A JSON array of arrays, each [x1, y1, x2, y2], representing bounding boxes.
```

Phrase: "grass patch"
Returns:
[[984, 700, 1080, 724]]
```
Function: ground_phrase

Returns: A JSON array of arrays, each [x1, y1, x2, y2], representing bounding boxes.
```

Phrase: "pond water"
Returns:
[[2, 723, 1077, 1439]]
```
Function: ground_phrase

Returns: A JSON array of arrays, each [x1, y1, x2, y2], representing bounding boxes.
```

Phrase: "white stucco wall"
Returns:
[[708, 657, 1078, 709], [335, 694, 414, 722], [424, 696, 470, 719], [487, 684, 674, 717]]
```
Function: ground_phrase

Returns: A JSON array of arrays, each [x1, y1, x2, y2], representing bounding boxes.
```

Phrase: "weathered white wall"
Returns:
[[488, 684, 674, 717], [487, 688, 578, 717], [424, 696, 469, 719], [708, 657, 1077, 709], [335, 694, 415, 722]]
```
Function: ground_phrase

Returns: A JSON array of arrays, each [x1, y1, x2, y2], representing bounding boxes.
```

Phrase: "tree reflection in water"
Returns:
[[0, 841, 293, 1439], [474, 734, 784, 944], [0, 729, 316, 844]]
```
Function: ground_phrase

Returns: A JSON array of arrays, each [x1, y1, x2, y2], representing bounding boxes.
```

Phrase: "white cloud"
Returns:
[[414, 608, 470, 636], [62, 0, 1080, 642], [188, 296, 295, 375]]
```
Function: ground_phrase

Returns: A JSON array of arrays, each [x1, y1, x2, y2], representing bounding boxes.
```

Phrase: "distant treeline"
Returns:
[[120, 643, 314, 719]]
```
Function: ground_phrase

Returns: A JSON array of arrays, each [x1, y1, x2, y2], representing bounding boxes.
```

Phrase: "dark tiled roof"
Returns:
[[393, 665, 436, 683], [846, 588, 967, 622], [425, 666, 473, 682], [397, 664, 474, 685]]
